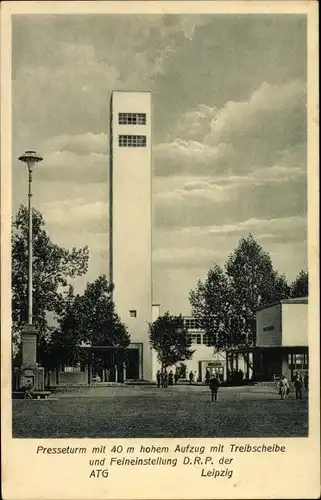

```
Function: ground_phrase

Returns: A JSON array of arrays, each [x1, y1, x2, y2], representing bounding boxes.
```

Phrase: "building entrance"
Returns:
[[91, 348, 125, 383], [259, 350, 282, 381], [288, 352, 309, 381], [207, 363, 224, 382], [125, 349, 140, 380]]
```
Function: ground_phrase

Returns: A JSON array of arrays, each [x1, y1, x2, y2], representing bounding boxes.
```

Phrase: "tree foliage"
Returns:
[[38, 285, 83, 370], [190, 234, 291, 350], [290, 270, 308, 298], [40, 275, 130, 371], [12, 205, 89, 352], [225, 234, 290, 346], [190, 265, 231, 350], [70, 275, 130, 348], [149, 312, 194, 368]]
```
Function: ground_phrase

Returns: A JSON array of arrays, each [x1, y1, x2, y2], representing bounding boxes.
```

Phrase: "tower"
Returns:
[[109, 91, 152, 380]]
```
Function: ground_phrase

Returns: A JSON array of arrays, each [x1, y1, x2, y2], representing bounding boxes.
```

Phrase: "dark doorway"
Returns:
[[126, 349, 139, 379], [261, 351, 282, 381]]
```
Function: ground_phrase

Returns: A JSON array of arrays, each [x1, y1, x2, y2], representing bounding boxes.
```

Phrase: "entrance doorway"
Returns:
[[288, 353, 309, 381], [126, 349, 139, 379], [261, 351, 282, 381], [207, 364, 224, 382]]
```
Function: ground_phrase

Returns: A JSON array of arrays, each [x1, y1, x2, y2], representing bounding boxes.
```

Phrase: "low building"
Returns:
[[44, 297, 308, 386], [152, 316, 252, 383], [255, 297, 308, 381], [50, 311, 250, 386], [226, 297, 309, 382]]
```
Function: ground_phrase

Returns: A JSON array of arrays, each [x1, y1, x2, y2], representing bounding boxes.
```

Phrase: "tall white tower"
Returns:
[[109, 91, 153, 380]]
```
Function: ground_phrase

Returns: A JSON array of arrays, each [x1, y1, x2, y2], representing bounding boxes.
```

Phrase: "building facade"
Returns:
[[44, 296, 308, 386], [255, 297, 308, 381], [109, 91, 153, 381], [151, 316, 251, 382]]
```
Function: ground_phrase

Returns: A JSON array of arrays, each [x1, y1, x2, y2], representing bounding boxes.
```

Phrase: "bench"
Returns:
[[12, 391, 51, 400]]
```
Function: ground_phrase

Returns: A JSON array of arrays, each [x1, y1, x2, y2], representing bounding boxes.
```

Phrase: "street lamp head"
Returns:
[[18, 151, 43, 170]]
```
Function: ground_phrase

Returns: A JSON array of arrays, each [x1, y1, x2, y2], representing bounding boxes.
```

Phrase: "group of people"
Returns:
[[277, 372, 308, 400], [157, 368, 221, 402], [156, 369, 179, 388]]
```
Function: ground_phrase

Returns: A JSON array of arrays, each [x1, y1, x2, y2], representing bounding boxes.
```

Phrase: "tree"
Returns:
[[37, 275, 130, 378], [149, 312, 194, 369], [190, 234, 290, 353], [189, 265, 231, 350], [72, 275, 130, 347], [225, 234, 290, 347], [62, 275, 130, 374], [290, 270, 308, 298], [12, 204, 89, 352], [38, 285, 83, 373]]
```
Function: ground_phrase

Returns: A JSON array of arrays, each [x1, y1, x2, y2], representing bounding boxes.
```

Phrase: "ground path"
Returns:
[[12, 384, 308, 438]]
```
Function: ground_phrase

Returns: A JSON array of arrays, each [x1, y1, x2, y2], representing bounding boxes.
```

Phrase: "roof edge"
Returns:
[[256, 297, 308, 312]]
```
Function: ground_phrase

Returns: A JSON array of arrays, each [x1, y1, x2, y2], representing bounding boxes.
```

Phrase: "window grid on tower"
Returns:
[[118, 135, 147, 147], [119, 113, 146, 125]]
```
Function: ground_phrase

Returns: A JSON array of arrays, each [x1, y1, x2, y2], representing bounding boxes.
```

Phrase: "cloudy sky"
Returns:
[[12, 14, 307, 314]]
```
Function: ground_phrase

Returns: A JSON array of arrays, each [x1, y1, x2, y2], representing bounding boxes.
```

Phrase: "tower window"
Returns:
[[119, 135, 147, 147], [119, 113, 146, 125], [129, 310, 137, 318]]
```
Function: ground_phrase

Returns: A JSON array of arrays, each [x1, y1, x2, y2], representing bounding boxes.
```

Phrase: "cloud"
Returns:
[[45, 133, 108, 156], [34, 150, 109, 183], [43, 199, 108, 234], [11, 15, 308, 314], [13, 43, 120, 139], [155, 80, 306, 178], [154, 139, 232, 177], [183, 181, 213, 191], [155, 173, 306, 229], [154, 215, 306, 249], [198, 216, 306, 245], [167, 108, 214, 142], [152, 214, 307, 298], [177, 15, 214, 40], [206, 80, 306, 148], [154, 246, 221, 269]]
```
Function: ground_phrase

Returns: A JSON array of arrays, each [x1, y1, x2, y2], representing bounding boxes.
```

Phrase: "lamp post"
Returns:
[[17, 151, 44, 391], [18, 151, 43, 325]]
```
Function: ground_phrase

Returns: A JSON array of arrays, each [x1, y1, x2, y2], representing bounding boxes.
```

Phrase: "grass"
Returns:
[[12, 384, 308, 438]]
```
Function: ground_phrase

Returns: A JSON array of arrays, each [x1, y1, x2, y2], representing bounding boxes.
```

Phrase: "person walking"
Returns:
[[174, 371, 179, 385], [277, 375, 290, 400], [209, 374, 220, 402], [156, 370, 161, 388], [205, 369, 210, 386], [189, 371, 194, 385], [294, 372, 303, 400], [162, 370, 168, 388], [168, 371, 174, 386]]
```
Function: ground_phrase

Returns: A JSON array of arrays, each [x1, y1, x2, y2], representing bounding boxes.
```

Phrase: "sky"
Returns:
[[12, 14, 307, 315]]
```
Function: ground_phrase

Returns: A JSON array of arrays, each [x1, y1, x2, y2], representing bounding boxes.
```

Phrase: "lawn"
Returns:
[[12, 384, 308, 438]]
